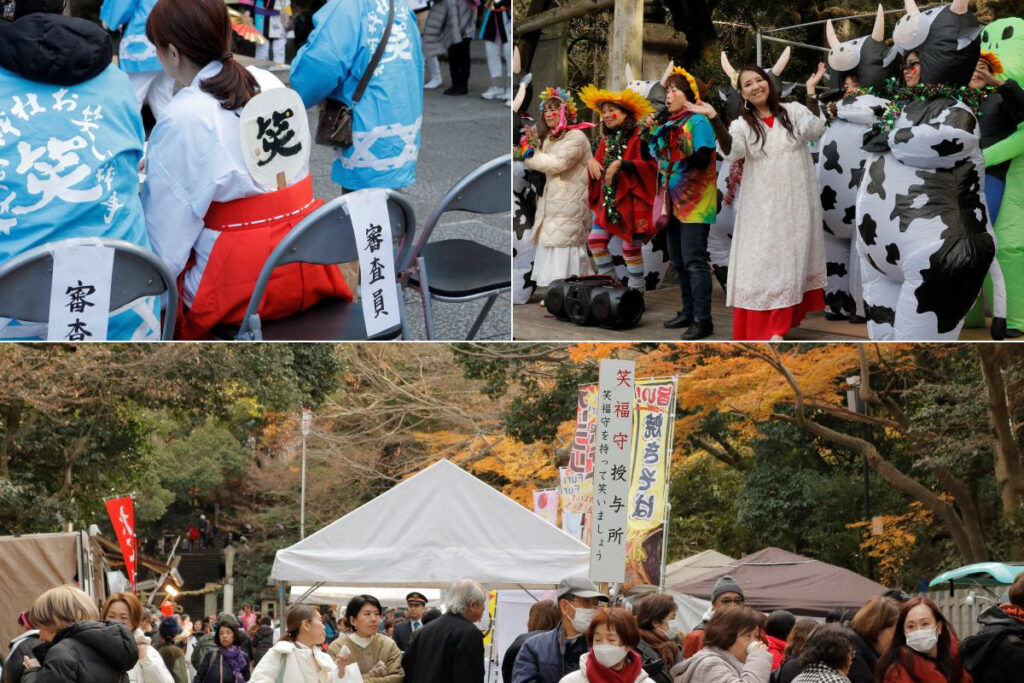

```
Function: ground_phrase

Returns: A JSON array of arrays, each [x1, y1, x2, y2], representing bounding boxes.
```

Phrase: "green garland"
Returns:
[[867, 81, 997, 138], [601, 127, 629, 225]]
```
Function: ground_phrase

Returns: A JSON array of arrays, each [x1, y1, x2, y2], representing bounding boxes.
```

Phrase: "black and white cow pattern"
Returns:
[[513, 159, 539, 304], [854, 98, 998, 338]]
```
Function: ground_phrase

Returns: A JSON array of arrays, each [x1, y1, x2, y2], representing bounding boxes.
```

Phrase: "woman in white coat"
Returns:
[[250, 605, 343, 683], [559, 607, 649, 683], [100, 592, 175, 683]]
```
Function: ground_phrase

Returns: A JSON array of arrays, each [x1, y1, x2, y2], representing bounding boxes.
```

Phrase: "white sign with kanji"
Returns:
[[590, 359, 635, 583], [46, 242, 114, 341], [346, 189, 401, 338]]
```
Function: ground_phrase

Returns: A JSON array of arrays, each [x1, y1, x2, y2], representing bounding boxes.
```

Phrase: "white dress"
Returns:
[[721, 102, 828, 311]]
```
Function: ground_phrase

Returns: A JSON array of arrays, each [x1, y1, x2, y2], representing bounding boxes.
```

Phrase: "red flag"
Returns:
[[105, 496, 137, 591]]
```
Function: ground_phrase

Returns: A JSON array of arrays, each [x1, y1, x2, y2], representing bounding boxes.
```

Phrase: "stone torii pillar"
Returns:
[[609, 0, 644, 89]]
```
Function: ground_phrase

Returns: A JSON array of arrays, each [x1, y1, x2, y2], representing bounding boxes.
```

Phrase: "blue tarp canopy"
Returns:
[[929, 562, 1024, 588]]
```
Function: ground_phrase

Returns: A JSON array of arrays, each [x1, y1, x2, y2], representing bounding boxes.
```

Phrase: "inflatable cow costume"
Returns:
[[512, 48, 539, 304], [711, 49, 796, 290], [818, 6, 894, 323], [854, 0, 1006, 340]]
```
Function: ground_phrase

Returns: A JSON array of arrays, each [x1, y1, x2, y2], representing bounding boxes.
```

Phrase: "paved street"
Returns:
[[306, 42, 512, 340]]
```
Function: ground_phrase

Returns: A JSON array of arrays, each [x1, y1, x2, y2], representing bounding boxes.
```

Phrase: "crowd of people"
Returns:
[[5, 571, 1024, 683], [514, 1, 1024, 341], [0, 0, 443, 340]]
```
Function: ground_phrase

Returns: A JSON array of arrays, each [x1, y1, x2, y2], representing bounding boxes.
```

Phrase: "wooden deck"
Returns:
[[513, 284, 996, 342]]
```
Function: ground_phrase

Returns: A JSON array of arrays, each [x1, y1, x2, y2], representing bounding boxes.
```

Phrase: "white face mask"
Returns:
[[571, 607, 596, 633], [592, 644, 628, 668], [906, 628, 938, 653]]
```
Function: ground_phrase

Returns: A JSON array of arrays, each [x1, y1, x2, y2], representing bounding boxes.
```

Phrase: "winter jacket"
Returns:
[[635, 640, 672, 683], [525, 130, 593, 248], [765, 636, 786, 671], [157, 644, 188, 683], [557, 652, 650, 683], [775, 656, 803, 683], [249, 641, 336, 683], [878, 643, 972, 683], [22, 621, 138, 683], [681, 624, 706, 659], [512, 626, 589, 683], [845, 630, 879, 683], [960, 604, 1024, 683], [327, 633, 403, 683], [249, 629, 275, 666], [790, 663, 850, 683], [128, 639, 174, 683], [671, 646, 772, 683], [422, 0, 475, 57], [4, 631, 41, 683], [193, 648, 250, 683]]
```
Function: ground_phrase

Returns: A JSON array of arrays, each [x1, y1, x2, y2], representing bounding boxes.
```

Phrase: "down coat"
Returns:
[[22, 621, 138, 683], [422, 0, 475, 58], [524, 130, 593, 248]]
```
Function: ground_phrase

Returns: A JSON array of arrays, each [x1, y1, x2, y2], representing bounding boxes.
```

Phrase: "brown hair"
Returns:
[[29, 585, 99, 632], [784, 619, 819, 659], [586, 607, 640, 649], [1009, 573, 1024, 607], [735, 65, 795, 149], [101, 592, 145, 630], [875, 597, 963, 683], [146, 0, 259, 110], [527, 600, 562, 631], [703, 605, 765, 650], [664, 74, 697, 102], [282, 604, 318, 642], [800, 623, 855, 670], [635, 593, 681, 666], [850, 596, 900, 649]]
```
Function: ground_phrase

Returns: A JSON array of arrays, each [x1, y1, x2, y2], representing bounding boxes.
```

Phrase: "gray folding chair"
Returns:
[[232, 190, 416, 341], [399, 155, 512, 340], [0, 237, 177, 340]]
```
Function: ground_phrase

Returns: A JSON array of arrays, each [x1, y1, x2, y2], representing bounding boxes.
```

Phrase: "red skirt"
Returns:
[[175, 175, 353, 340], [732, 288, 825, 341]]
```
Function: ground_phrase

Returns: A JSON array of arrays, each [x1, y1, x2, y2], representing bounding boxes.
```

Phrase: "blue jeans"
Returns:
[[666, 217, 712, 322]]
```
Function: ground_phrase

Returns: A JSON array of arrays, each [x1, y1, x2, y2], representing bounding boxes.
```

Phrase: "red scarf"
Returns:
[[1001, 603, 1024, 625], [584, 651, 643, 683]]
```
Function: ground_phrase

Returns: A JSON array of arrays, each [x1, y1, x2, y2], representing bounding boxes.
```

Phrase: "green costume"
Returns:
[[984, 17, 1024, 334]]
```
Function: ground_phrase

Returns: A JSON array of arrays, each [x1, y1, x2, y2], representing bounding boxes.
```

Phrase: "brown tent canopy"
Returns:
[[667, 547, 889, 618]]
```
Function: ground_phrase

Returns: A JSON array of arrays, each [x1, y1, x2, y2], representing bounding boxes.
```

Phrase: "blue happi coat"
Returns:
[[0, 63, 160, 340], [100, 0, 162, 73], [290, 0, 423, 190]]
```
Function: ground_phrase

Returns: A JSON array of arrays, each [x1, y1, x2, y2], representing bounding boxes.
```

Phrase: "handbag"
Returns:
[[315, 0, 394, 147], [653, 180, 670, 232]]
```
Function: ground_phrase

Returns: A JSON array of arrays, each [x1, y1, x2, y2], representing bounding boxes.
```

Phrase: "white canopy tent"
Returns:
[[288, 585, 442, 608], [271, 458, 591, 588]]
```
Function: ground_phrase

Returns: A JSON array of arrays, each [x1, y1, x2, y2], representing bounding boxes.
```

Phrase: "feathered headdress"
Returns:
[[978, 50, 1005, 77], [539, 86, 578, 122]]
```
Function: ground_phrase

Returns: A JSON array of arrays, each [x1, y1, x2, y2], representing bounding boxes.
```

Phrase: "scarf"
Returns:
[[583, 650, 643, 683], [640, 629, 679, 668], [219, 645, 247, 683], [1001, 603, 1024, 625]]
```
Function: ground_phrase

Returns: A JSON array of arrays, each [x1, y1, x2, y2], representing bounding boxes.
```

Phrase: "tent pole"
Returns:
[[294, 582, 323, 604], [515, 584, 544, 602], [659, 502, 671, 592]]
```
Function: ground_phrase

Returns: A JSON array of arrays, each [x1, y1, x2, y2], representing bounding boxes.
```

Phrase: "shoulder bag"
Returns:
[[315, 0, 395, 148]]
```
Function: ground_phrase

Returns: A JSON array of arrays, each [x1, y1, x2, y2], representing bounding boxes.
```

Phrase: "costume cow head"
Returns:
[[893, 0, 982, 86], [624, 62, 673, 115], [825, 4, 894, 93], [719, 48, 795, 119], [512, 47, 534, 143]]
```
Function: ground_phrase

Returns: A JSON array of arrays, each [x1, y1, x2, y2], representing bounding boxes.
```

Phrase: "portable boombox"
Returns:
[[543, 275, 644, 329]]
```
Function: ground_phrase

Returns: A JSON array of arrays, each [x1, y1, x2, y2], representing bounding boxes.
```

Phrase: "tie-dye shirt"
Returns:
[[649, 112, 717, 224]]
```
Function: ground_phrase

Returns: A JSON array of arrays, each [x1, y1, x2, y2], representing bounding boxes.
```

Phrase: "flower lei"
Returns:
[[602, 127, 630, 225], [868, 81, 995, 138]]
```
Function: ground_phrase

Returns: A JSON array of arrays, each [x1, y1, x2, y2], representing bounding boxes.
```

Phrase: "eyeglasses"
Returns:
[[903, 61, 921, 71], [718, 598, 745, 605]]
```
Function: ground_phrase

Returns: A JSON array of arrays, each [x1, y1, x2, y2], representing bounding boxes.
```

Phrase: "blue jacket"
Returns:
[[0, 14, 159, 340], [290, 0, 423, 190], [511, 627, 588, 683], [100, 0, 162, 73]]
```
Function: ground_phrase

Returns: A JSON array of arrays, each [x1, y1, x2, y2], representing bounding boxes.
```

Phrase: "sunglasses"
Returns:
[[903, 61, 921, 71]]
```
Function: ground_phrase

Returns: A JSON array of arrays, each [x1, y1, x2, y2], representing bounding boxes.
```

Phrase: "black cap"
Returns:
[[406, 591, 428, 606]]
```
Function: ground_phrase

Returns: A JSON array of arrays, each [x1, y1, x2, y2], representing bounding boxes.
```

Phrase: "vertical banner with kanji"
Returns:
[[533, 489, 558, 525], [625, 378, 677, 586], [562, 385, 598, 515], [591, 360, 635, 583], [105, 495, 137, 591]]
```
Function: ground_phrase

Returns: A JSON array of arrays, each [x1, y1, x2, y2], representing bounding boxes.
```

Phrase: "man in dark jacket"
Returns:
[[403, 579, 486, 683], [682, 575, 745, 658], [961, 573, 1024, 683], [250, 617, 275, 665], [393, 592, 429, 651], [511, 575, 609, 683], [22, 621, 137, 683], [3, 612, 40, 683]]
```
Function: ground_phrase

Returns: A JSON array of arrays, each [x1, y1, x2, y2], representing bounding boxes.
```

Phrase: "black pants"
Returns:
[[448, 39, 471, 89]]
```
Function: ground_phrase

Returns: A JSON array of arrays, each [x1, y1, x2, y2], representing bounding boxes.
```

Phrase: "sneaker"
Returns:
[[424, 75, 443, 89], [481, 86, 503, 100]]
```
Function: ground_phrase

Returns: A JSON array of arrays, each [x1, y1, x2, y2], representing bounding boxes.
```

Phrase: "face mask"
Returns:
[[906, 628, 938, 653], [592, 644, 627, 668], [571, 607, 596, 633]]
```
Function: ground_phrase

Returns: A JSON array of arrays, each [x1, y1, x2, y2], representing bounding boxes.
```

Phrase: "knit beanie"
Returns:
[[711, 575, 744, 603], [159, 616, 182, 640]]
